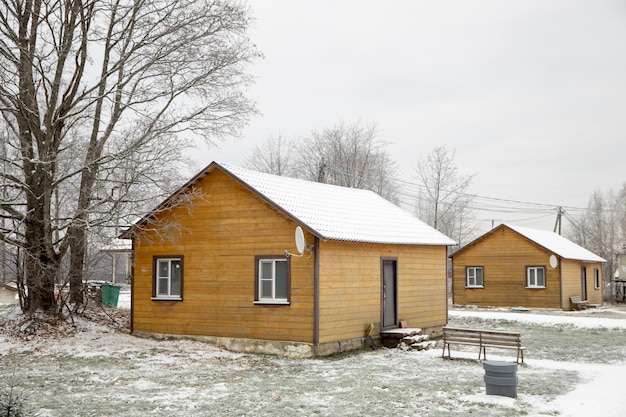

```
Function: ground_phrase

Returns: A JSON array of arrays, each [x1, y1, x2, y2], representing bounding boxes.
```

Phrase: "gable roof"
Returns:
[[452, 223, 605, 262], [100, 239, 132, 253], [0, 282, 18, 291], [122, 161, 456, 246], [505, 224, 605, 262]]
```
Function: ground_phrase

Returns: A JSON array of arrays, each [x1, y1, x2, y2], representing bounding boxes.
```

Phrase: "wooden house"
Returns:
[[0, 281, 18, 304], [120, 161, 456, 356], [450, 223, 605, 310]]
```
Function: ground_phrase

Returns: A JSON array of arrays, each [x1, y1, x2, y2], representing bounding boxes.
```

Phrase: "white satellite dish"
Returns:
[[549, 255, 558, 269], [295, 226, 306, 254]]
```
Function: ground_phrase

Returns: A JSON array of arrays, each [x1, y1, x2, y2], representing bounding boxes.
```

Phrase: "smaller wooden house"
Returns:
[[450, 223, 605, 310], [0, 282, 18, 304], [121, 162, 456, 356], [98, 239, 132, 284]]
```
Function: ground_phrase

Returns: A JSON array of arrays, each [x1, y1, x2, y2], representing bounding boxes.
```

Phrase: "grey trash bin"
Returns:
[[483, 360, 518, 398]]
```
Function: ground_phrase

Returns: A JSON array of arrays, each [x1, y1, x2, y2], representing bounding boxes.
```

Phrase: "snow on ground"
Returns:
[[539, 363, 624, 417], [449, 308, 626, 417], [117, 286, 130, 309], [1, 302, 626, 416], [450, 308, 626, 330]]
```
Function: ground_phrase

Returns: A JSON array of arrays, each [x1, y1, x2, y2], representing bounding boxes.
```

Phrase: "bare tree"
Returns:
[[294, 121, 399, 202], [620, 184, 626, 248], [415, 146, 475, 245], [566, 187, 626, 302], [0, 0, 260, 313], [243, 134, 296, 176]]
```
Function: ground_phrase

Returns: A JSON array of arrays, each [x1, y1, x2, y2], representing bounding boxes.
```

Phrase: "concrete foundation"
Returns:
[[132, 331, 375, 358]]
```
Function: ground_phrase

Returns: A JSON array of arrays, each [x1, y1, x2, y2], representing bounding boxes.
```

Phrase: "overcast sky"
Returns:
[[189, 0, 626, 235]]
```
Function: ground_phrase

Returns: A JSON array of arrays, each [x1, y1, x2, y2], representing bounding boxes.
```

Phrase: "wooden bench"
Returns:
[[570, 295, 589, 310], [442, 327, 525, 363]]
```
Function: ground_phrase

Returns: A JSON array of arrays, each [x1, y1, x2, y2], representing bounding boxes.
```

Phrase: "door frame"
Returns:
[[581, 266, 588, 301], [381, 257, 398, 330]]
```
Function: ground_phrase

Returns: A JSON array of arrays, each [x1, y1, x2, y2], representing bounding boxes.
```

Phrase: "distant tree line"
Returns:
[[244, 120, 626, 292], [566, 186, 626, 302], [243, 121, 476, 247]]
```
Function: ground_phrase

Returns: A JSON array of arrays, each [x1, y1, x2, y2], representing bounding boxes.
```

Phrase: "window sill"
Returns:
[[254, 300, 290, 306], [465, 286, 484, 289], [151, 297, 183, 302], [525, 287, 546, 290]]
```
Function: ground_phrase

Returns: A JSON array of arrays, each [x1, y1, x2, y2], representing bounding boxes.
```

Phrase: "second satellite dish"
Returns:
[[295, 226, 306, 255], [549, 255, 558, 269]]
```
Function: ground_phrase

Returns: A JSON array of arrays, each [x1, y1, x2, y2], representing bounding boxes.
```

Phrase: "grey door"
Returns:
[[581, 266, 588, 301], [382, 259, 398, 328]]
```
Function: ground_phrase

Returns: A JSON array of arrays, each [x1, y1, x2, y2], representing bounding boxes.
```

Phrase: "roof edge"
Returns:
[[119, 161, 326, 240], [119, 162, 217, 239], [213, 162, 325, 240]]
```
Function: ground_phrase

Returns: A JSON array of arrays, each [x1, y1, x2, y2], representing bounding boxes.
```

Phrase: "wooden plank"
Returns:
[[442, 326, 524, 363]]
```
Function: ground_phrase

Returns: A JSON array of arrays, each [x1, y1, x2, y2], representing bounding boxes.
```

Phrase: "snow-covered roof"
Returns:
[[101, 238, 132, 252], [215, 162, 456, 246], [505, 224, 605, 262], [0, 282, 18, 291]]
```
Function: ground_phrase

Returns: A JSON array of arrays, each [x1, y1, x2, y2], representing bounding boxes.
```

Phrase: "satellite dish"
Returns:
[[549, 255, 558, 269], [295, 226, 306, 254]]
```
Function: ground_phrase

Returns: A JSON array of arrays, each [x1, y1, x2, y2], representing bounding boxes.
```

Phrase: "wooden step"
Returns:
[[380, 327, 422, 348], [402, 334, 430, 344]]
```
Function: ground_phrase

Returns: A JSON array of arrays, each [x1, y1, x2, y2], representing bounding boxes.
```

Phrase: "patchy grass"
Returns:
[[1, 304, 624, 416]]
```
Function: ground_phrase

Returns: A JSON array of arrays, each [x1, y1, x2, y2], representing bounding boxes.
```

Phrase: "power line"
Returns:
[[391, 176, 621, 216], [315, 160, 617, 223]]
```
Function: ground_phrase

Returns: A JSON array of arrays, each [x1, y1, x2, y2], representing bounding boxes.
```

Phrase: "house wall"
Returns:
[[317, 241, 448, 344], [0, 287, 18, 304], [132, 169, 316, 345], [452, 227, 563, 309], [560, 259, 603, 308], [131, 168, 450, 355]]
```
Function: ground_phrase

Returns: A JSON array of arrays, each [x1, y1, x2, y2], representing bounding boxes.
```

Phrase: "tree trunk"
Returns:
[[68, 160, 100, 304], [23, 180, 58, 312], [68, 225, 86, 304]]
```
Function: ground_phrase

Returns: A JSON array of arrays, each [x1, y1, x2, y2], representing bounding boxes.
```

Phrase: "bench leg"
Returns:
[[442, 343, 450, 359]]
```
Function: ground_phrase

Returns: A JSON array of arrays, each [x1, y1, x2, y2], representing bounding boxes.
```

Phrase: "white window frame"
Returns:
[[594, 269, 600, 290], [255, 257, 289, 305], [526, 266, 546, 288], [153, 257, 183, 301], [466, 267, 484, 288]]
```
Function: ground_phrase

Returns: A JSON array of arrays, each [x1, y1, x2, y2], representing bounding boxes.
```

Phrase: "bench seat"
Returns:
[[442, 327, 525, 363], [570, 295, 589, 310]]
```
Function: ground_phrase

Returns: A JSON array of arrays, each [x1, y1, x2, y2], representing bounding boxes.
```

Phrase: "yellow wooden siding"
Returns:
[[560, 260, 603, 307], [132, 169, 316, 343], [317, 241, 447, 343], [452, 227, 562, 308], [132, 168, 450, 346], [453, 227, 604, 309], [587, 264, 604, 304]]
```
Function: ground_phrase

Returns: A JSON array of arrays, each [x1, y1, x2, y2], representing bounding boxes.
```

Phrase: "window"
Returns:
[[594, 269, 600, 290], [526, 266, 545, 288], [153, 257, 183, 300], [255, 256, 289, 304], [466, 267, 484, 288]]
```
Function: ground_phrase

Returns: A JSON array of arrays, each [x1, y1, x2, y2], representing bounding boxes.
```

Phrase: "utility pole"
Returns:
[[553, 206, 563, 235], [317, 157, 326, 183]]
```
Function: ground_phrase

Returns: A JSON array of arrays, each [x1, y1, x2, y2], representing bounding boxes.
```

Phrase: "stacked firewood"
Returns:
[[380, 328, 438, 351], [399, 333, 437, 351]]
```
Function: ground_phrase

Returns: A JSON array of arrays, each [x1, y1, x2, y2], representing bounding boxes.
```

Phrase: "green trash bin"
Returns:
[[101, 284, 120, 307]]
